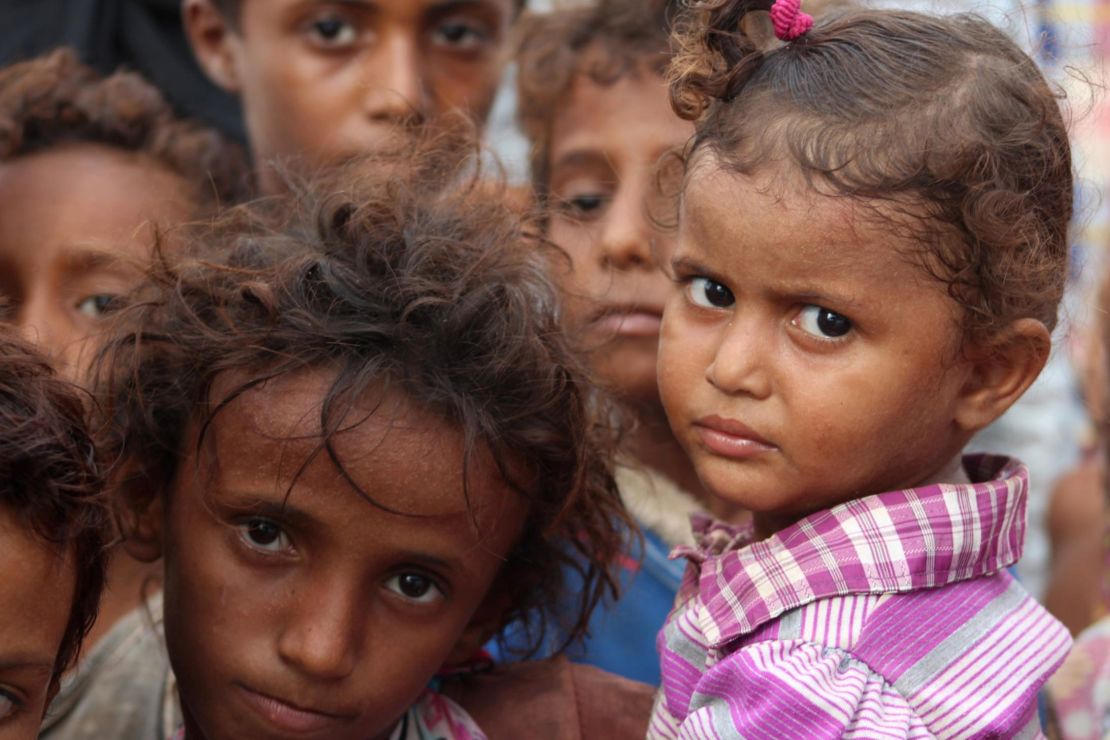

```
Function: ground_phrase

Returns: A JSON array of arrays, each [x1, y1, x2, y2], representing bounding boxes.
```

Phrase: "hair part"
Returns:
[[0, 48, 249, 207], [95, 140, 630, 654], [670, 1, 1073, 341], [0, 332, 108, 687]]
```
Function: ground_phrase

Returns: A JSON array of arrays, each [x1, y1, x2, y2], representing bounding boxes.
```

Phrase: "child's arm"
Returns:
[[651, 639, 1045, 739]]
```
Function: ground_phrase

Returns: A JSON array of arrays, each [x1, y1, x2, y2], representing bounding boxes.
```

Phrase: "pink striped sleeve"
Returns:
[[670, 641, 932, 740]]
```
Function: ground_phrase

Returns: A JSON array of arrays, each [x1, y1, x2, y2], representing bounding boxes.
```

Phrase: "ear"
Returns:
[[113, 467, 166, 564], [182, 0, 242, 94], [443, 587, 513, 667], [953, 318, 1051, 434]]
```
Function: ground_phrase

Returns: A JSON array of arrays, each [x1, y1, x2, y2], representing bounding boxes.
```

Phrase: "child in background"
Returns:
[[649, 0, 1073, 736], [95, 151, 649, 739], [0, 48, 246, 740], [183, 0, 523, 193], [0, 331, 107, 740], [515, 0, 743, 685], [0, 48, 247, 377]]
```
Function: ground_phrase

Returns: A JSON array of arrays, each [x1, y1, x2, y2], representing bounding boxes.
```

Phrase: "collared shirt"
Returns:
[[650, 455, 1071, 739]]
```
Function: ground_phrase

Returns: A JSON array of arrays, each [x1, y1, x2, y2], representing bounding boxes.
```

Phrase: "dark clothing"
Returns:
[[0, 0, 245, 144]]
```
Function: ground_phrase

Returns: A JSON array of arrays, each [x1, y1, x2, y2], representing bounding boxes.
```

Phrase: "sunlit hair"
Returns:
[[0, 48, 249, 206], [0, 331, 108, 687], [671, 0, 1072, 340], [515, 0, 678, 203], [94, 138, 631, 653]]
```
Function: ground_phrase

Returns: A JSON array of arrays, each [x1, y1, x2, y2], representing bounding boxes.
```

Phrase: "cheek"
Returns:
[[430, 61, 499, 115], [657, 312, 705, 416]]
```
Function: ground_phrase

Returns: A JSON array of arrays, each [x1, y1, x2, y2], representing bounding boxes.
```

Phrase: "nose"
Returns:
[[277, 577, 361, 681], [598, 178, 658, 272], [705, 317, 773, 400], [361, 33, 427, 127]]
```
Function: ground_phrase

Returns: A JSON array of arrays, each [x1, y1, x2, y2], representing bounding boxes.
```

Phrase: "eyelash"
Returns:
[[0, 688, 23, 723]]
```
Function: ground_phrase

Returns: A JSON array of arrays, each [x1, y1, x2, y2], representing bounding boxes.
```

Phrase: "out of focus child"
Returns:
[[183, 0, 523, 192], [0, 330, 107, 740], [0, 48, 246, 740], [515, 0, 746, 686], [649, 0, 1073, 735], [95, 152, 653, 739]]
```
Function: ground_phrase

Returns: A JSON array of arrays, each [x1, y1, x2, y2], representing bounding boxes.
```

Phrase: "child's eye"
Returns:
[[793, 304, 853, 340], [687, 277, 735, 309], [238, 518, 293, 554], [307, 15, 358, 48], [384, 572, 444, 605], [76, 294, 119, 319], [432, 19, 491, 51], [560, 193, 607, 217], [0, 690, 20, 721]]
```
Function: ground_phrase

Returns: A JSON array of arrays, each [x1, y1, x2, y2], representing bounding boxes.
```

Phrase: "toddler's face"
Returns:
[[0, 144, 189, 377], [189, 0, 515, 193], [548, 69, 692, 405], [658, 160, 976, 536], [158, 369, 526, 740], [0, 507, 76, 738]]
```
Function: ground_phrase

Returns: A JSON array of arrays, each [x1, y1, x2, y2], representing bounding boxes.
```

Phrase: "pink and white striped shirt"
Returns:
[[650, 455, 1071, 739]]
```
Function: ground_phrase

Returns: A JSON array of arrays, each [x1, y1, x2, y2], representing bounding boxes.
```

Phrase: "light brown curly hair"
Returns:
[[670, 1, 1072, 340], [0, 48, 249, 206], [93, 144, 631, 654], [515, 0, 678, 203]]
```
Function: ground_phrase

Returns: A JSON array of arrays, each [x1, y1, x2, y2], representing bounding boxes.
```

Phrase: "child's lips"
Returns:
[[694, 415, 777, 459], [236, 683, 354, 735], [590, 305, 663, 338]]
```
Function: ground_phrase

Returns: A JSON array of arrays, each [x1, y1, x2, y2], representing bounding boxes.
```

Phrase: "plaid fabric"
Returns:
[[651, 455, 1071, 739]]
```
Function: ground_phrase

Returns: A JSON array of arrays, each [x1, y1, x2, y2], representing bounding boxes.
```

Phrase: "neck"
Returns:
[[81, 548, 162, 650], [626, 399, 747, 524]]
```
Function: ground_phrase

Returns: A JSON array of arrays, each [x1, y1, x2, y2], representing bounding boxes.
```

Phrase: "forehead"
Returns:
[[242, 0, 517, 22], [198, 367, 522, 533], [0, 144, 190, 266], [0, 507, 74, 680], [680, 156, 931, 286], [550, 66, 691, 168]]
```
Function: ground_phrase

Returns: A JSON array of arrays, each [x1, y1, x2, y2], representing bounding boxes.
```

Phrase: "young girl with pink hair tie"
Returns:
[[649, 0, 1074, 736]]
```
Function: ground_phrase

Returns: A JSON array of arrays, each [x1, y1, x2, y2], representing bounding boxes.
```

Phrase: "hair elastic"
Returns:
[[769, 0, 814, 41]]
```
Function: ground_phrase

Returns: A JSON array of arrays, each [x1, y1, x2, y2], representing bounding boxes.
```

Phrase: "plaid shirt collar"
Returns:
[[675, 454, 1028, 648]]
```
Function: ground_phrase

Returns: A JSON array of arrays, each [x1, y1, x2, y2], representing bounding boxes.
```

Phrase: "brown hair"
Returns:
[[671, 1, 1073, 340], [0, 48, 249, 206], [515, 0, 677, 201], [0, 331, 108, 686], [94, 146, 630, 653]]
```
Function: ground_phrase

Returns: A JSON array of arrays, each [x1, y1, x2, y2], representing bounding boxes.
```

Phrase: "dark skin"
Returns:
[[0, 508, 76, 739], [122, 369, 527, 740], [184, 0, 518, 193], [547, 67, 748, 520]]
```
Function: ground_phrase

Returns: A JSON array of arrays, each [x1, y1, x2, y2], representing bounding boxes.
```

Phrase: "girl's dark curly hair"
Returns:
[[0, 48, 249, 206], [0, 331, 108, 687], [515, 0, 678, 203], [670, 1, 1072, 341], [94, 146, 630, 654]]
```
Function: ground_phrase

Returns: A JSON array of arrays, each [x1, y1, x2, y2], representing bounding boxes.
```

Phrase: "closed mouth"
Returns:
[[693, 415, 776, 459], [236, 683, 355, 735], [589, 304, 664, 337]]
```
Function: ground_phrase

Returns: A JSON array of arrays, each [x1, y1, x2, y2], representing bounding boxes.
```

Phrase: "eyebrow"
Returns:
[[57, 244, 136, 273], [551, 149, 614, 175], [218, 493, 464, 571], [0, 655, 54, 676]]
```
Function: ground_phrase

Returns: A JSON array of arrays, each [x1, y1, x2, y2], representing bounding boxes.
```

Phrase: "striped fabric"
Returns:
[[650, 455, 1071, 739]]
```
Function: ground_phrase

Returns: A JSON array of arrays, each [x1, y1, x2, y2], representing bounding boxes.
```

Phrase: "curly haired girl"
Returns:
[[95, 150, 635, 739], [650, 0, 1074, 736]]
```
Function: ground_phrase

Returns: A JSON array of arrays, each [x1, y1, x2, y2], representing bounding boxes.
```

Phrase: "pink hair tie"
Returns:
[[769, 0, 814, 41]]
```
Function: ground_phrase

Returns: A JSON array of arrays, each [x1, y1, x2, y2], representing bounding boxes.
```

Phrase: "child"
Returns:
[[182, 0, 523, 193], [0, 48, 247, 378], [0, 331, 107, 739], [514, 0, 744, 685], [649, 1, 1073, 736], [0, 48, 246, 740], [94, 152, 645, 738]]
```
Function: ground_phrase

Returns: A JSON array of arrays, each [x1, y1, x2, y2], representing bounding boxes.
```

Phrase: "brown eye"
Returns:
[[385, 572, 444, 605], [239, 518, 291, 553], [795, 305, 853, 340], [688, 277, 734, 309]]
